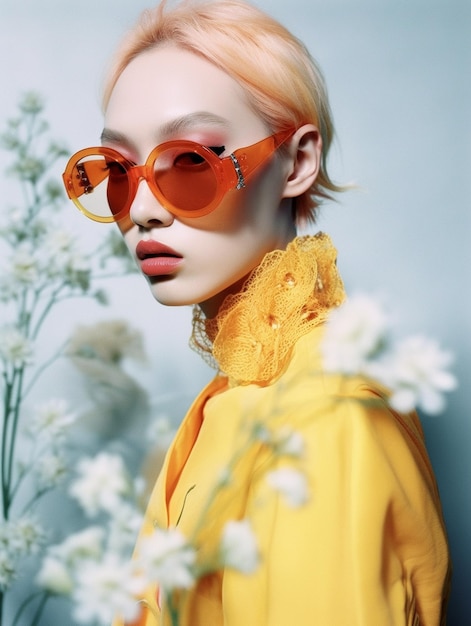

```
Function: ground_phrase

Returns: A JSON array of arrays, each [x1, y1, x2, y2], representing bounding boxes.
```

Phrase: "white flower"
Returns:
[[0, 517, 45, 558], [267, 467, 309, 508], [0, 517, 45, 589], [253, 424, 304, 459], [27, 398, 76, 439], [0, 522, 13, 550], [10, 246, 40, 285], [0, 326, 34, 368], [71, 554, 146, 625], [5, 207, 49, 242], [36, 452, 68, 488], [69, 453, 131, 516], [220, 519, 259, 574], [39, 230, 78, 280], [0, 550, 16, 590], [13, 156, 46, 182], [66, 251, 90, 274], [0, 205, 29, 234], [322, 295, 389, 375], [107, 503, 144, 554], [38, 526, 105, 594], [43, 229, 74, 258], [0, 270, 21, 301], [35, 233, 91, 286], [383, 335, 457, 415], [19, 92, 44, 114], [15, 252, 39, 281], [139, 527, 196, 594], [53, 526, 104, 565], [9, 516, 45, 556], [0, 522, 20, 589], [63, 252, 91, 290], [36, 555, 73, 594], [274, 427, 305, 458]]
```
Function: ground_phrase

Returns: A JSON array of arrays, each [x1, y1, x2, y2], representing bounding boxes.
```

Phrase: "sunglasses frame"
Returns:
[[62, 128, 295, 222]]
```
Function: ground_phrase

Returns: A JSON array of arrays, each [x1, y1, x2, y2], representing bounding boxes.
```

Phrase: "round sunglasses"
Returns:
[[62, 128, 295, 222]]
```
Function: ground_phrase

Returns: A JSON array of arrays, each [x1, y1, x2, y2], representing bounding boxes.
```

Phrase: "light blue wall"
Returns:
[[1, 0, 469, 622]]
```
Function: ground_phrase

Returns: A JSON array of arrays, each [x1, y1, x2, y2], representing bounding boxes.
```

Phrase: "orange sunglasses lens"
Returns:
[[154, 148, 219, 213], [63, 152, 132, 222]]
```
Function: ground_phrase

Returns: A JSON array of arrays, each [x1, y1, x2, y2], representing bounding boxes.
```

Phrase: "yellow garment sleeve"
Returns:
[[221, 390, 449, 626]]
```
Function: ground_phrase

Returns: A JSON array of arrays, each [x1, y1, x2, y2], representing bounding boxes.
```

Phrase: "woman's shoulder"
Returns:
[[208, 323, 434, 481]]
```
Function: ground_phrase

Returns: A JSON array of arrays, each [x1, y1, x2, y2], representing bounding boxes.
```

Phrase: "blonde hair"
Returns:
[[102, 0, 343, 223]]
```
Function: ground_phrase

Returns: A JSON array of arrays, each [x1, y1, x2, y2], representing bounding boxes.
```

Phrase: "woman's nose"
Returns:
[[129, 180, 175, 229]]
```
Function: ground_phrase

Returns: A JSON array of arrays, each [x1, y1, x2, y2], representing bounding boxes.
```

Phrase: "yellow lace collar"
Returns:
[[190, 232, 345, 386]]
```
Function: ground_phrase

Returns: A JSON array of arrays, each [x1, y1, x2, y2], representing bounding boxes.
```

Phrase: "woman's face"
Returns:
[[104, 45, 296, 317]]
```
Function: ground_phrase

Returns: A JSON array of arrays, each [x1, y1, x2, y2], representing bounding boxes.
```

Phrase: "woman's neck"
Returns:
[[200, 236, 298, 319]]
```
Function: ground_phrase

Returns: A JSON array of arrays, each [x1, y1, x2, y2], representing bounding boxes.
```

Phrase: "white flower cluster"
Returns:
[[37, 453, 145, 624], [36, 451, 196, 624], [27, 398, 76, 441], [0, 229, 91, 301], [0, 516, 45, 590], [0, 326, 34, 370], [22, 398, 77, 491], [69, 452, 134, 517], [139, 528, 196, 595], [35, 449, 264, 624], [220, 519, 259, 574], [267, 467, 309, 508], [321, 294, 457, 414], [0, 93, 140, 623]]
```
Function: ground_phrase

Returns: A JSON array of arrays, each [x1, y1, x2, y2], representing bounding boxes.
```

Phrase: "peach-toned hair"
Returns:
[[102, 0, 343, 223]]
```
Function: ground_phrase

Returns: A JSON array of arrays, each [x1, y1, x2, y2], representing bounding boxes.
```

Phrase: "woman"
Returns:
[[62, 1, 450, 624]]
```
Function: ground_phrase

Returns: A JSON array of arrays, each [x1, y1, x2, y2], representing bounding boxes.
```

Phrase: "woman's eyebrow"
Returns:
[[100, 128, 132, 146], [158, 111, 230, 140], [101, 111, 230, 146]]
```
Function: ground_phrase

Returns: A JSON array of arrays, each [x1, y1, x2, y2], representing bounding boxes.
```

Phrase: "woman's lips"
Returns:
[[135, 240, 183, 277]]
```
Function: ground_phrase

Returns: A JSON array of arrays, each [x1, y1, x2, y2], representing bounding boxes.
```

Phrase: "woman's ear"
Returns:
[[282, 124, 322, 199]]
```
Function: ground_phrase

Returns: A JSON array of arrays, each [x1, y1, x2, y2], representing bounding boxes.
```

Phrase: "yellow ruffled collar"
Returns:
[[190, 232, 345, 386]]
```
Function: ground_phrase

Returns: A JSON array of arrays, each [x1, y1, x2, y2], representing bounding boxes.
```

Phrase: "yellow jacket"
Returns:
[[116, 235, 450, 626]]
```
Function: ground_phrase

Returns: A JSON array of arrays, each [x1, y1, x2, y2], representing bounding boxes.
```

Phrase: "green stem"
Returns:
[[1, 372, 14, 519], [5, 366, 25, 517], [166, 596, 181, 626], [22, 340, 68, 399], [17, 290, 29, 335], [20, 485, 53, 517], [9, 463, 28, 506], [11, 589, 49, 626], [30, 289, 62, 341], [30, 591, 49, 626]]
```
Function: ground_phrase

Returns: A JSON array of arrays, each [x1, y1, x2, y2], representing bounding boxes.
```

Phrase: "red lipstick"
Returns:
[[135, 240, 183, 277]]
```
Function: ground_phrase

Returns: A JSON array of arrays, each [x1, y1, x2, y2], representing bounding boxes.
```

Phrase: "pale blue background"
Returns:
[[1, 0, 470, 623]]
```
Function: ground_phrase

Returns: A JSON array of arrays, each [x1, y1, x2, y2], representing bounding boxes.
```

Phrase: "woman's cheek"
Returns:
[[117, 214, 135, 235]]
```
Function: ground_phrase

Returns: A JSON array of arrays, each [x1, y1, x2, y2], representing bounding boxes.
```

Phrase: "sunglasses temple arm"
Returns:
[[63, 160, 111, 200], [231, 128, 295, 186]]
